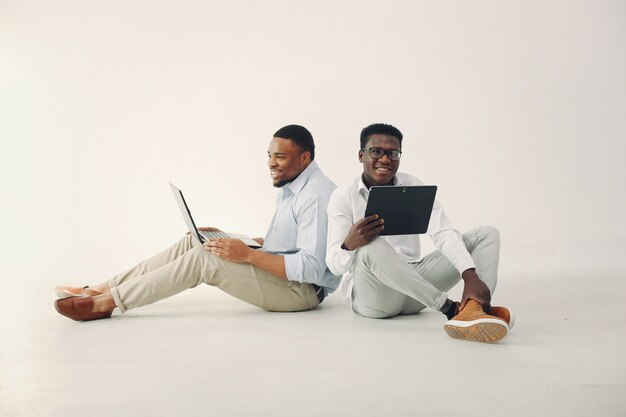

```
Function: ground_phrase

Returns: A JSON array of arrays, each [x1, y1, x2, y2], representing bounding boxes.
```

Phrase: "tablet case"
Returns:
[[364, 185, 437, 235]]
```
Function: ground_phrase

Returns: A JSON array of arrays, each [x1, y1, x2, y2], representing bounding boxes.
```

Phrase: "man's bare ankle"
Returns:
[[91, 283, 111, 294]]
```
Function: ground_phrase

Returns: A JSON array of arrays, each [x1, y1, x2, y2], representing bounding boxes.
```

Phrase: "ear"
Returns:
[[301, 151, 311, 164], [358, 149, 364, 163]]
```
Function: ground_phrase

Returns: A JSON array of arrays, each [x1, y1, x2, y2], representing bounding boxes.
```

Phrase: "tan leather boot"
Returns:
[[444, 299, 509, 343]]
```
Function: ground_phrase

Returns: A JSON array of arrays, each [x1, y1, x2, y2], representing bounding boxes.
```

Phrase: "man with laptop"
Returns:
[[326, 123, 513, 343], [54, 125, 339, 321]]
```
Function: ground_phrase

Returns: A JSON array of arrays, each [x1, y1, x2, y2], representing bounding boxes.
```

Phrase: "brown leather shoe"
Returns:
[[54, 296, 112, 322], [444, 299, 508, 343]]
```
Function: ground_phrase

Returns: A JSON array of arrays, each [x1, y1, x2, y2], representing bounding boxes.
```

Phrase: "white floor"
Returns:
[[2, 273, 625, 417]]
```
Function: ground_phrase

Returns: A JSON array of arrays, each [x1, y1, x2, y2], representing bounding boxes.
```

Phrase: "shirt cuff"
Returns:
[[283, 253, 304, 282], [331, 248, 356, 276]]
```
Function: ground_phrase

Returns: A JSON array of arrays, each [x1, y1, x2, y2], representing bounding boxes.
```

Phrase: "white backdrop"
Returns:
[[1, 0, 625, 287]]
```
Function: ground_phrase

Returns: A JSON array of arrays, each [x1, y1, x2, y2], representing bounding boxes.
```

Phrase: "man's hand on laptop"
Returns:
[[204, 238, 251, 263], [341, 214, 384, 251]]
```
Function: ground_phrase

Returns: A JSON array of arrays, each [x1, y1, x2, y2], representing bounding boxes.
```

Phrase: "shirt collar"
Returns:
[[283, 160, 319, 196], [357, 174, 401, 196]]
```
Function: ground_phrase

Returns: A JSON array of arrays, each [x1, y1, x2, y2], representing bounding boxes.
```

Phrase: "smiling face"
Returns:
[[359, 133, 401, 187], [267, 137, 311, 188]]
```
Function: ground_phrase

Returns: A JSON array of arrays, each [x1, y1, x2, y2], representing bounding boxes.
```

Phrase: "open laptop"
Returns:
[[364, 185, 437, 236], [170, 183, 262, 248]]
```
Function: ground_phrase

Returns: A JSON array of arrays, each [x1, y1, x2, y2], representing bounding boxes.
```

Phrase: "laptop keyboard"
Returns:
[[200, 230, 230, 239]]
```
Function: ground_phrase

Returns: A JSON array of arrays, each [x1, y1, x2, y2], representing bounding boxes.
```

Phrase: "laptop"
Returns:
[[364, 185, 437, 236], [170, 183, 262, 248]]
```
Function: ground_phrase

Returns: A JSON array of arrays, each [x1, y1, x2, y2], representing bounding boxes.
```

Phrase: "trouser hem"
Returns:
[[108, 279, 127, 313]]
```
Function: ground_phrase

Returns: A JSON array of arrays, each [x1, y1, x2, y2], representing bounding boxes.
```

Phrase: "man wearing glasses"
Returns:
[[54, 125, 340, 321], [326, 123, 513, 343]]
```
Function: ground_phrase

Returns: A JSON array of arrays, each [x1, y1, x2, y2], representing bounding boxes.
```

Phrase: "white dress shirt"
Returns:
[[325, 173, 476, 300]]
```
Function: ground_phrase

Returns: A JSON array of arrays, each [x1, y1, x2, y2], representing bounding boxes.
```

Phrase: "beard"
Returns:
[[273, 173, 300, 188]]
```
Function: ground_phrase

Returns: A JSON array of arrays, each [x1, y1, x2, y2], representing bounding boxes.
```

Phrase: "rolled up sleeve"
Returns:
[[284, 197, 329, 284]]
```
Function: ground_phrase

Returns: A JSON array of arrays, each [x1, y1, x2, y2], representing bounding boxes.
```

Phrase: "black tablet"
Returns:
[[364, 185, 437, 236]]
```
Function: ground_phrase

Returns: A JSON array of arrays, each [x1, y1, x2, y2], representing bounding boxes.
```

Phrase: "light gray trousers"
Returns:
[[351, 226, 500, 319], [108, 235, 320, 313]]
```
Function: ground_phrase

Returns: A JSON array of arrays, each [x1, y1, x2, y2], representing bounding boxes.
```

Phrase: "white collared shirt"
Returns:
[[325, 173, 476, 300]]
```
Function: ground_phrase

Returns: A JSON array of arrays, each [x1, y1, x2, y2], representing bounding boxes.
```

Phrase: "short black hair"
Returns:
[[360, 123, 403, 149], [273, 124, 315, 160]]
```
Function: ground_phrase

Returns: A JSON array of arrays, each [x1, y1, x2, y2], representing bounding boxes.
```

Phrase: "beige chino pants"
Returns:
[[108, 235, 320, 313]]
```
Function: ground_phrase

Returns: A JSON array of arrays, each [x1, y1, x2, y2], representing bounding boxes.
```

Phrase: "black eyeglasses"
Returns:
[[361, 147, 402, 161]]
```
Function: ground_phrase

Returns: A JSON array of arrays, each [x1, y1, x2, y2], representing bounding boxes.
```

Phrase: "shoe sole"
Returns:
[[508, 309, 516, 330], [444, 319, 509, 343]]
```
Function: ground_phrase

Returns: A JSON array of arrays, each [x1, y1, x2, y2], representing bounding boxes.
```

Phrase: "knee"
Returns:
[[463, 225, 500, 249], [186, 234, 205, 251], [355, 238, 390, 261], [474, 225, 500, 244], [479, 226, 500, 241], [180, 233, 195, 247]]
